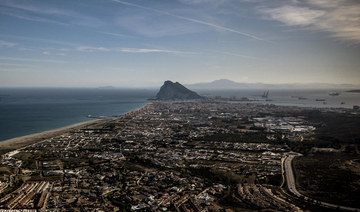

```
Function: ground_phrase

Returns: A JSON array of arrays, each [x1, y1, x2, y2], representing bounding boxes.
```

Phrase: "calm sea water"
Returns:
[[0, 88, 156, 142], [0, 88, 359, 142], [196, 89, 360, 109]]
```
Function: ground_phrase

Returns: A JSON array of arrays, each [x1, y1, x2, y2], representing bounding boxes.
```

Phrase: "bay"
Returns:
[[0, 87, 359, 142], [0, 88, 156, 142]]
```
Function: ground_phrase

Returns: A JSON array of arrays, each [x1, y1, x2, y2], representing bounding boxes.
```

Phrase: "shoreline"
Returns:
[[0, 119, 107, 149], [0, 102, 151, 150], [0, 100, 352, 151]]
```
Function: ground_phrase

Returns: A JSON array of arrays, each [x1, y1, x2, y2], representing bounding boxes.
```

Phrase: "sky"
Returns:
[[0, 0, 360, 87]]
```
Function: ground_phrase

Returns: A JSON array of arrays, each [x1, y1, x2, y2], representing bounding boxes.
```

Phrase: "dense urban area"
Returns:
[[0, 101, 359, 211]]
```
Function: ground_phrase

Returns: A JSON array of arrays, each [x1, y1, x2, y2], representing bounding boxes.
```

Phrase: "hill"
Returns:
[[156, 81, 202, 100]]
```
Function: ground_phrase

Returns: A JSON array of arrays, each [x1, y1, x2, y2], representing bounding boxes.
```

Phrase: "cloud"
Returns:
[[0, 56, 68, 64], [76, 46, 111, 52], [115, 12, 205, 37], [0, 8, 70, 26], [117, 48, 195, 54], [260, 6, 324, 26], [74, 46, 195, 54], [0, 62, 38, 68], [64, 45, 193, 54], [214, 51, 268, 61], [0, 40, 16, 48], [1, 35, 193, 55], [259, 0, 360, 43], [178, 0, 227, 6], [3, 35, 79, 47], [17, 47, 31, 51], [0, 1, 103, 27], [112, 0, 264, 40], [306, 0, 346, 8], [97, 31, 129, 38], [0, 67, 31, 72]]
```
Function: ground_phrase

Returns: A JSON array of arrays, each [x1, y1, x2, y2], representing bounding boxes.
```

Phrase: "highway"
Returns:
[[283, 153, 360, 211]]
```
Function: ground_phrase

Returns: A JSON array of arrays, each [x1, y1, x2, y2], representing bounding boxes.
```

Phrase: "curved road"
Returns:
[[283, 153, 360, 211]]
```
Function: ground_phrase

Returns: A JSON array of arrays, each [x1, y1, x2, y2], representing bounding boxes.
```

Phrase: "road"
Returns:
[[283, 153, 360, 211]]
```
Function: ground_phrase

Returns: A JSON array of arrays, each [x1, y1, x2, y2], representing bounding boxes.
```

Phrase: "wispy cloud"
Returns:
[[2, 35, 79, 47], [112, 0, 264, 41], [1, 34, 193, 55], [0, 8, 70, 26], [117, 48, 195, 54], [178, 0, 227, 6], [214, 50, 268, 61], [75, 46, 194, 54], [306, 0, 346, 8], [259, 0, 360, 43], [0, 56, 68, 64], [0, 40, 17, 48], [0, 67, 31, 72], [0, 62, 38, 68], [0, 62, 40, 72], [76, 46, 111, 52], [0, 1, 103, 27], [260, 6, 324, 26], [41, 51, 66, 56], [97, 31, 129, 38]]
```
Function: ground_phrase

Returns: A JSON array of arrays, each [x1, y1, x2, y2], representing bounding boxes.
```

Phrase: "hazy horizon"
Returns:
[[1, 0, 360, 87], [0, 78, 359, 89]]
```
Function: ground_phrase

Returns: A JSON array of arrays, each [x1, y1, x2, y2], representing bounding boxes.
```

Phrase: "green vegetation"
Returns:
[[196, 132, 283, 144], [218, 185, 255, 212], [107, 195, 131, 211], [188, 167, 251, 186], [283, 110, 360, 153], [293, 153, 360, 208]]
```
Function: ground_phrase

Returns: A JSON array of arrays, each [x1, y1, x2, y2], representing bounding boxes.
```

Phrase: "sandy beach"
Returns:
[[0, 103, 151, 150], [0, 119, 108, 149]]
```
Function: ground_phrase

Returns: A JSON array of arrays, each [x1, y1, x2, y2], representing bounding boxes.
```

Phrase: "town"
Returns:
[[0, 101, 357, 211]]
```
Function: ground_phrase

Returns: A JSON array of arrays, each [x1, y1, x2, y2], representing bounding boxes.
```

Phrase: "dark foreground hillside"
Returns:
[[293, 153, 360, 208]]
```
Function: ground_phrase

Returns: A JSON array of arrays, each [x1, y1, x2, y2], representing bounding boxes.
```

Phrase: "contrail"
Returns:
[[112, 0, 264, 41]]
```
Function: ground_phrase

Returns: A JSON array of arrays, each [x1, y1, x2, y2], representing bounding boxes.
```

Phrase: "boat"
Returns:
[[341, 102, 345, 105], [329, 92, 340, 96]]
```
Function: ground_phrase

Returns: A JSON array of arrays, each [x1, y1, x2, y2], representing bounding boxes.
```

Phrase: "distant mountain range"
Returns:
[[186, 79, 357, 90]]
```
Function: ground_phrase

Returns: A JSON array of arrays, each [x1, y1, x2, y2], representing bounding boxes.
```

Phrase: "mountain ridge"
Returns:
[[155, 80, 202, 100], [186, 79, 356, 90]]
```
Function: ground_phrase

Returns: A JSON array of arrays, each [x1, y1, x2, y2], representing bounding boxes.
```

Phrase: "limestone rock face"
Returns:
[[156, 80, 202, 100]]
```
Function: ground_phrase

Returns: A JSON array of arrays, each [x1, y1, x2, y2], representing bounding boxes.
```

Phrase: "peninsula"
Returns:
[[155, 80, 202, 100], [0, 91, 359, 211]]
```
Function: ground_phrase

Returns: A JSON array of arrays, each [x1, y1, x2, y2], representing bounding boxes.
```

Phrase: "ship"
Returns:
[[329, 92, 340, 96]]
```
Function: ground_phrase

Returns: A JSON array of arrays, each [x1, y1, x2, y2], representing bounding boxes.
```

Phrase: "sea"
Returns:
[[0, 88, 359, 142], [0, 88, 156, 142], [196, 89, 360, 109]]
